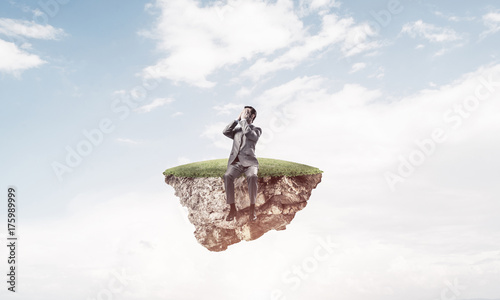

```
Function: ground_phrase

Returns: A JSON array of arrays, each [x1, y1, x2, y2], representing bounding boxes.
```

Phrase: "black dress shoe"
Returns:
[[226, 203, 237, 221], [249, 204, 257, 222], [226, 209, 236, 221]]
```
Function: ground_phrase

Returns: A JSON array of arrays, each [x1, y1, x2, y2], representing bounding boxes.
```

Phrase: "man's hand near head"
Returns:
[[238, 108, 251, 121]]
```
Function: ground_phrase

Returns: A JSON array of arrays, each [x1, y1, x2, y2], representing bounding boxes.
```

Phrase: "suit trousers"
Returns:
[[223, 161, 258, 205]]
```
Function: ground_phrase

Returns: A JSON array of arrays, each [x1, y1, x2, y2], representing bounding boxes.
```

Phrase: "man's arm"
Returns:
[[222, 120, 238, 139], [239, 119, 262, 142]]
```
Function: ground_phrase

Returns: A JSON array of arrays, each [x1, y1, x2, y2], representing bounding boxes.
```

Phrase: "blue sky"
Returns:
[[1, 0, 500, 299]]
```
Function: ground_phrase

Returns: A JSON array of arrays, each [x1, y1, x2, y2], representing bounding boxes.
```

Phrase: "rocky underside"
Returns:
[[165, 173, 322, 251]]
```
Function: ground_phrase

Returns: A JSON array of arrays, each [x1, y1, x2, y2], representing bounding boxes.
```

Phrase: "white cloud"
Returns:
[[401, 20, 462, 43], [432, 11, 475, 22], [0, 18, 65, 75], [135, 97, 174, 113], [481, 11, 500, 38], [349, 62, 366, 73], [433, 47, 449, 57], [0, 18, 65, 39], [250, 75, 328, 114], [432, 41, 467, 57], [171, 111, 183, 117], [141, 0, 304, 88], [213, 103, 243, 115], [208, 64, 500, 201], [341, 22, 381, 57], [368, 66, 384, 79], [248, 64, 500, 293], [201, 121, 233, 150], [0, 39, 45, 74], [242, 14, 380, 81], [142, 0, 380, 86], [112, 89, 127, 96], [236, 86, 253, 97], [32, 9, 45, 17], [18, 185, 500, 299], [18, 190, 206, 299], [297, 0, 339, 16]]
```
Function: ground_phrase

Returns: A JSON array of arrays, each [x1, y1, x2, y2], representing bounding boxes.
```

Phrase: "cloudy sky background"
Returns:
[[1, 0, 500, 299]]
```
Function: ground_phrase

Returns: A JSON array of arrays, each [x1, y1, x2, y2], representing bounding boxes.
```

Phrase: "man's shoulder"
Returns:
[[252, 124, 262, 131]]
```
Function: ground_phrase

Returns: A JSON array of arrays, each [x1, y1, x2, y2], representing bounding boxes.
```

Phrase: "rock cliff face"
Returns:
[[165, 174, 322, 251]]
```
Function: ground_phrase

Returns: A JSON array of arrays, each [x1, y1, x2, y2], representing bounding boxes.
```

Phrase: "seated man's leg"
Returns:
[[224, 163, 243, 204], [245, 165, 259, 204]]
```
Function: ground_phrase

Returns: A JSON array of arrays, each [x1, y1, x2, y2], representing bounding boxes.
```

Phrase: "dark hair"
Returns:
[[244, 106, 257, 121]]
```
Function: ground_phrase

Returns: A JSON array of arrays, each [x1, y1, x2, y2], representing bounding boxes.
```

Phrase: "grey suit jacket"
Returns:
[[223, 119, 262, 167]]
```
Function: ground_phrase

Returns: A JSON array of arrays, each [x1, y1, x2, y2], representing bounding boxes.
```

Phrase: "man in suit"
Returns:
[[222, 106, 262, 222]]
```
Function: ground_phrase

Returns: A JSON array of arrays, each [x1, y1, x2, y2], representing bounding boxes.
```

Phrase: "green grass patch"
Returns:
[[163, 158, 323, 178]]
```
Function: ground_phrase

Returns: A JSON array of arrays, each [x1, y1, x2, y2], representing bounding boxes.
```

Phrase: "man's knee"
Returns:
[[247, 174, 258, 182], [224, 172, 234, 182]]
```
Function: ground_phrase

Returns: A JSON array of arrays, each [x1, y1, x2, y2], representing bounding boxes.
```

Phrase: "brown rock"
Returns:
[[165, 173, 322, 251]]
